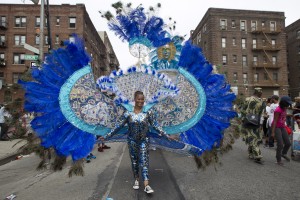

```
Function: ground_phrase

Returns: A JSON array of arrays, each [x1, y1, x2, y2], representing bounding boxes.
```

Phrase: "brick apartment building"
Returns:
[[0, 3, 119, 104], [286, 19, 300, 99], [191, 8, 288, 98], [98, 31, 120, 76]]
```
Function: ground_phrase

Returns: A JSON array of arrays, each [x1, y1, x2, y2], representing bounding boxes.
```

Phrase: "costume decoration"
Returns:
[[20, 2, 237, 174]]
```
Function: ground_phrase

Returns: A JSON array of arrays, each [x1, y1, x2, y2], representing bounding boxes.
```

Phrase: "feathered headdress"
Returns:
[[100, 2, 171, 58]]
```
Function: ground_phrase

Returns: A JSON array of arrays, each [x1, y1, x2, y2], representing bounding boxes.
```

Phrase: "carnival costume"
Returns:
[[19, 3, 237, 176]]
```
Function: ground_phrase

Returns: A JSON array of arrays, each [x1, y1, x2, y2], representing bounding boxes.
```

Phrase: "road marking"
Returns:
[[101, 144, 126, 200]]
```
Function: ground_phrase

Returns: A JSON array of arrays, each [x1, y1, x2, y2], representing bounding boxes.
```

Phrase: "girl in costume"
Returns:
[[105, 91, 171, 193]]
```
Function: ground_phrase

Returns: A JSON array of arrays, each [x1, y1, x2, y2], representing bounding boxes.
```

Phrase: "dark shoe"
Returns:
[[275, 161, 284, 166], [281, 154, 290, 162], [254, 158, 264, 164], [102, 145, 111, 149], [98, 147, 103, 152], [86, 156, 91, 163], [89, 153, 96, 159]]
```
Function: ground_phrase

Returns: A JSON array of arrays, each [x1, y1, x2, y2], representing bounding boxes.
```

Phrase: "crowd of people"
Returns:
[[239, 87, 300, 165]]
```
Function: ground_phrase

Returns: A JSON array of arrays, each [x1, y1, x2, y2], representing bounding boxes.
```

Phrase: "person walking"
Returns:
[[0, 104, 9, 141], [241, 88, 265, 164], [267, 95, 279, 147], [104, 91, 171, 194], [271, 96, 292, 166]]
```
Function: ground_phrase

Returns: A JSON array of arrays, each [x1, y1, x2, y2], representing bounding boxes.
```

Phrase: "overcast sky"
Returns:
[[6, 0, 300, 69]]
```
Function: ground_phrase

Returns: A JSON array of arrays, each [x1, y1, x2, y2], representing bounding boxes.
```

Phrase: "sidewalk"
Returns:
[[0, 139, 26, 166]]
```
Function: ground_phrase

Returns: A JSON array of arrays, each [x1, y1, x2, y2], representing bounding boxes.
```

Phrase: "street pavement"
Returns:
[[0, 139, 300, 200], [0, 139, 26, 166]]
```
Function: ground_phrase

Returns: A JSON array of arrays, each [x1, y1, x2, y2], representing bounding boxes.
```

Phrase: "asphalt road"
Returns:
[[0, 139, 300, 200]]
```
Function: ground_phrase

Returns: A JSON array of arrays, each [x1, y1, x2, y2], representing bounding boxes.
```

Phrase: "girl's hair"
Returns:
[[134, 91, 144, 99], [279, 99, 290, 109]]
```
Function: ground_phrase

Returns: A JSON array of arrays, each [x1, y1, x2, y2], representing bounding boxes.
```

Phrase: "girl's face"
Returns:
[[135, 94, 145, 107]]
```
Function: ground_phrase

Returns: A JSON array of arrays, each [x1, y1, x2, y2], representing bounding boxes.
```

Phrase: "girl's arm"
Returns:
[[104, 112, 128, 139], [271, 112, 279, 137]]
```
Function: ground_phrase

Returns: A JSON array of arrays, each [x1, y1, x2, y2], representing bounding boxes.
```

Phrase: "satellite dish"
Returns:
[[31, 0, 39, 5]]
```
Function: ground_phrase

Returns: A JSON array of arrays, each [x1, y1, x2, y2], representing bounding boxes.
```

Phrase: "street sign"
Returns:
[[24, 43, 39, 54], [24, 55, 39, 61]]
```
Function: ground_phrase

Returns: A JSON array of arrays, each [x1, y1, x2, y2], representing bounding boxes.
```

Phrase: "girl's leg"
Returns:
[[128, 139, 139, 180], [275, 128, 283, 162], [281, 127, 291, 156], [139, 139, 150, 186]]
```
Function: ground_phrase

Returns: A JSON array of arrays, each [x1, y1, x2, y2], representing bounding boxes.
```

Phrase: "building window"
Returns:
[[240, 20, 246, 31], [233, 55, 237, 63], [0, 16, 6, 27], [273, 72, 278, 82], [55, 35, 59, 44], [0, 53, 5, 66], [232, 37, 236, 46], [243, 73, 248, 84], [222, 55, 227, 65], [252, 39, 257, 49], [197, 32, 201, 43], [264, 72, 268, 80], [35, 17, 40, 27], [69, 17, 76, 28], [45, 35, 48, 45], [271, 39, 276, 47], [14, 35, 26, 46], [251, 21, 257, 31], [221, 37, 226, 48], [263, 56, 267, 63], [220, 19, 227, 30], [15, 16, 26, 27], [253, 56, 258, 66], [0, 35, 5, 45], [56, 16, 60, 26], [270, 21, 276, 32], [35, 35, 40, 45], [13, 53, 25, 64], [241, 38, 246, 49], [233, 72, 238, 81], [262, 39, 266, 46], [254, 73, 259, 83], [242, 55, 247, 67], [45, 18, 48, 27], [231, 20, 236, 28], [13, 73, 22, 84], [272, 56, 277, 65], [262, 21, 265, 29], [297, 30, 300, 39], [203, 23, 207, 32]]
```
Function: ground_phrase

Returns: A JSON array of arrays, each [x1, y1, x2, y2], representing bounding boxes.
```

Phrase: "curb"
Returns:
[[0, 152, 21, 166]]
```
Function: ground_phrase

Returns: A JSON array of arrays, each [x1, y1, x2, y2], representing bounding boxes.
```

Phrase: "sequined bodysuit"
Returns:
[[106, 110, 168, 181]]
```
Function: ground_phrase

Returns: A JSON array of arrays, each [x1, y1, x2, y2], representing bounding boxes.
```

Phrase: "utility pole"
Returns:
[[45, 0, 52, 51], [30, 0, 44, 61], [39, 0, 44, 61]]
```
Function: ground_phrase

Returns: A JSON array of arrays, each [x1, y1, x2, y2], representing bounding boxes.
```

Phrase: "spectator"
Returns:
[[0, 105, 9, 141], [293, 97, 300, 129], [241, 88, 265, 164], [271, 96, 292, 166], [266, 95, 279, 147]]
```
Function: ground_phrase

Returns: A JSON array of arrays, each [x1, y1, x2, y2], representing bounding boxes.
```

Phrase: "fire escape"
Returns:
[[251, 22, 281, 88]]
